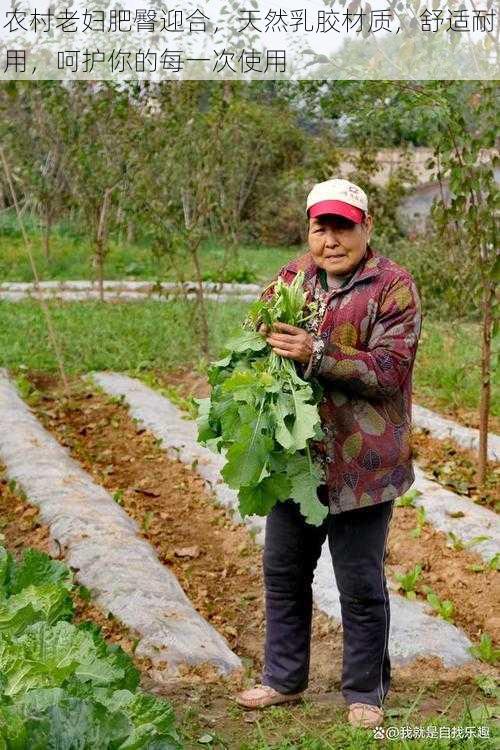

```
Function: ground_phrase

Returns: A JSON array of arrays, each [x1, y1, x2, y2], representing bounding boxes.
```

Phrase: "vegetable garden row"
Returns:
[[0, 365, 498, 746]]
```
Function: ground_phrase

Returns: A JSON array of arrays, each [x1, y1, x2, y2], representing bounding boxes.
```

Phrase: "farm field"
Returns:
[[0, 368, 498, 748], [0, 79, 497, 749], [0, 227, 294, 285], [0, 277, 498, 748], [1, 299, 499, 425]]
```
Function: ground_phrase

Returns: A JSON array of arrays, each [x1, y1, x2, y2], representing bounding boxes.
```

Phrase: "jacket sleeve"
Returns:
[[303, 274, 422, 399]]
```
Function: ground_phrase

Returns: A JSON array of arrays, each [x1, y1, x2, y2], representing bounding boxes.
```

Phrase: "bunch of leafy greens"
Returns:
[[0, 545, 182, 749], [196, 272, 329, 526]]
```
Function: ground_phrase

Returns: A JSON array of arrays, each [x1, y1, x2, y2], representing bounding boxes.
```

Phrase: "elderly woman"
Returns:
[[235, 178, 422, 729]]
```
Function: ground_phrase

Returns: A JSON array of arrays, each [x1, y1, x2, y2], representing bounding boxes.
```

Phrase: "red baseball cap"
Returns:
[[307, 179, 368, 224]]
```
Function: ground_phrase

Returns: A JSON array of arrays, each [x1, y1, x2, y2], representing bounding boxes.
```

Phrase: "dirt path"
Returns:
[[22, 372, 498, 741]]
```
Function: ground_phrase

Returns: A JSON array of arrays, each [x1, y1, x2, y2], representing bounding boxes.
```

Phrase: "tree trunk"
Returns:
[[190, 242, 210, 359], [95, 188, 113, 302], [116, 205, 123, 244], [478, 277, 493, 486], [43, 208, 53, 262], [127, 220, 134, 244], [94, 231, 105, 303]]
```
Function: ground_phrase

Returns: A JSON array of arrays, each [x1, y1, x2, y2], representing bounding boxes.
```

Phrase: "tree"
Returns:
[[0, 81, 72, 260], [417, 82, 497, 486], [65, 82, 139, 300]]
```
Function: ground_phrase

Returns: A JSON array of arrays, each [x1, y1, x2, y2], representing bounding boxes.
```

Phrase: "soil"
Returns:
[[411, 429, 499, 513], [20, 371, 498, 739], [386, 507, 499, 644]]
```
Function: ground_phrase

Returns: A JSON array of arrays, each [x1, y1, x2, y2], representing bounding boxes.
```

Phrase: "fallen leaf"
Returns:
[[446, 510, 465, 518], [133, 487, 161, 498], [197, 732, 214, 744], [244, 711, 261, 723], [22, 507, 38, 519], [174, 546, 201, 559]]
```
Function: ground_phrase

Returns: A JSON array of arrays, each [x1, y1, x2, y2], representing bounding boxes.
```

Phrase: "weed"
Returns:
[[468, 634, 500, 665], [422, 587, 455, 623], [77, 585, 92, 602], [446, 532, 491, 551], [14, 374, 42, 406], [474, 674, 499, 698], [468, 552, 499, 573], [141, 511, 154, 532], [107, 393, 126, 406], [112, 489, 124, 506], [394, 564, 423, 599], [395, 489, 422, 508], [410, 506, 427, 538]]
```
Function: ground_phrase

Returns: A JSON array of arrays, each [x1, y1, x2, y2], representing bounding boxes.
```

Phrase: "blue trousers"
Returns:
[[261, 497, 395, 707]]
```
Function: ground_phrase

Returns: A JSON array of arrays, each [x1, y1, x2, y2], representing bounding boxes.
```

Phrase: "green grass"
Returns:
[[413, 320, 499, 418], [0, 213, 295, 285], [0, 299, 248, 373], [0, 299, 498, 420], [176, 697, 499, 749]]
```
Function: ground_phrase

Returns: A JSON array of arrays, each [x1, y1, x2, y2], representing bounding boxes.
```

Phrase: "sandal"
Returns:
[[234, 683, 305, 709], [348, 702, 384, 729]]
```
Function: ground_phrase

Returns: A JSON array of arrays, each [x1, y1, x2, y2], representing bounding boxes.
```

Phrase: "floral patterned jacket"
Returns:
[[260, 245, 423, 514]]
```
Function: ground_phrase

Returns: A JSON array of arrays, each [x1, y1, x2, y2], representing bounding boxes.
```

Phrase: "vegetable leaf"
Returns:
[[197, 271, 327, 525], [8, 550, 72, 595]]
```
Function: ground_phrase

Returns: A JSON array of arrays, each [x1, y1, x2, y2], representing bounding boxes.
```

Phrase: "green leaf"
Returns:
[[0, 621, 127, 697], [102, 690, 181, 749], [0, 704, 27, 749], [0, 599, 39, 637], [225, 330, 267, 354], [195, 398, 218, 445], [238, 475, 292, 518], [273, 388, 319, 453], [222, 370, 260, 403], [0, 548, 14, 594], [23, 695, 130, 750], [222, 426, 273, 489], [76, 622, 140, 692], [3, 584, 73, 630], [288, 389, 321, 451], [217, 402, 242, 439], [273, 393, 295, 450], [9, 549, 72, 595], [209, 353, 232, 369], [286, 454, 328, 527]]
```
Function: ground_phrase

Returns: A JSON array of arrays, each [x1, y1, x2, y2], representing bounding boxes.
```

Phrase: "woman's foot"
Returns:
[[234, 683, 305, 709], [348, 702, 384, 729]]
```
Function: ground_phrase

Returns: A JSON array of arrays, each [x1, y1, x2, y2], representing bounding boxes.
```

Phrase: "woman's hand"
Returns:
[[265, 322, 313, 366]]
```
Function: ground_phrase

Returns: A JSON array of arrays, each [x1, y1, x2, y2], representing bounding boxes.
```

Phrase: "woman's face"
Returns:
[[308, 213, 373, 277]]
